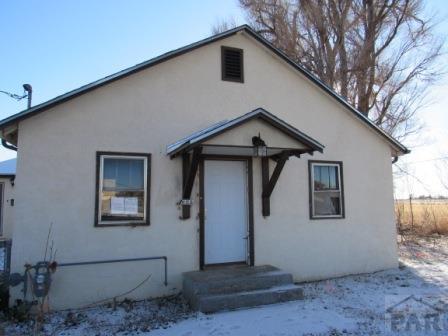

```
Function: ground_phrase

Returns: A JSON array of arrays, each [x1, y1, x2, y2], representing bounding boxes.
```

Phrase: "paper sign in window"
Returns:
[[111, 197, 139, 215], [111, 197, 125, 214], [124, 197, 138, 215]]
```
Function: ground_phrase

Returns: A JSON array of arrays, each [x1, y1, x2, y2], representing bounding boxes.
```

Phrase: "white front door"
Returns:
[[204, 160, 248, 265]]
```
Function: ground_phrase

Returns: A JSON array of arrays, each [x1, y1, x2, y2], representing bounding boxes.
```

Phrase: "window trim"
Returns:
[[308, 160, 345, 220], [95, 151, 151, 227], [221, 46, 244, 83]]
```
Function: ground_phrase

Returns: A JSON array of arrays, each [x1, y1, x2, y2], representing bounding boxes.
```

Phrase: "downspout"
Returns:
[[1, 139, 17, 152], [392, 156, 399, 164], [1, 84, 31, 152]]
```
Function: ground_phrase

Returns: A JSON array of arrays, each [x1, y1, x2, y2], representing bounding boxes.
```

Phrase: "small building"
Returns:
[[0, 158, 15, 240], [0, 26, 408, 310], [0, 158, 15, 279]]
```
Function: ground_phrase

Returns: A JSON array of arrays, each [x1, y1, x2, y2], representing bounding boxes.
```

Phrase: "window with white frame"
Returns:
[[95, 152, 150, 226], [309, 161, 344, 219]]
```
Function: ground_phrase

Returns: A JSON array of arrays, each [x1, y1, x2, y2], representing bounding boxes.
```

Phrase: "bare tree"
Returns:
[[436, 156, 448, 192], [212, 17, 239, 35], [236, 0, 443, 139]]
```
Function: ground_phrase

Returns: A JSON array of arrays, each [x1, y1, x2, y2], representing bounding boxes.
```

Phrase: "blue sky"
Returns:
[[0, 0, 244, 116], [0, 0, 446, 197]]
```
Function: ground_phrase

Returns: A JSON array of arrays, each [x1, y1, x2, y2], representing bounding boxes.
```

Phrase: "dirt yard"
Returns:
[[2, 234, 448, 335]]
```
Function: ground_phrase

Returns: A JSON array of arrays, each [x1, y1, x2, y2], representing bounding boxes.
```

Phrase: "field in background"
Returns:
[[395, 199, 448, 235]]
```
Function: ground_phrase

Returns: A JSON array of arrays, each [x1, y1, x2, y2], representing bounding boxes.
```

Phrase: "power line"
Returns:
[[0, 89, 27, 101], [401, 156, 448, 164]]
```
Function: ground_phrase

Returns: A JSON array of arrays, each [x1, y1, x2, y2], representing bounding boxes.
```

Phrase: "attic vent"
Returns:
[[221, 46, 244, 83]]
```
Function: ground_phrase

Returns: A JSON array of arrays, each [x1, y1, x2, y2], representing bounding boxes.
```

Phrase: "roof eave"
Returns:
[[0, 25, 251, 130], [241, 28, 409, 156], [0, 24, 409, 155], [0, 174, 15, 178], [167, 108, 325, 158]]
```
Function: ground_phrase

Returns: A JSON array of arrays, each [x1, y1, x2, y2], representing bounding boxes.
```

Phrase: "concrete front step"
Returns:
[[196, 284, 304, 313], [183, 265, 293, 297], [183, 265, 304, 313]]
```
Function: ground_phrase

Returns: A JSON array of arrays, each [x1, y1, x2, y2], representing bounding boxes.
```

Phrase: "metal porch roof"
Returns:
[[166, 108, 325, 157]]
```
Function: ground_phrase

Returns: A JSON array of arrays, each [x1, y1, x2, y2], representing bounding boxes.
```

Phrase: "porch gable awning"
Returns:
[[169, 108, 325, 219], [166, 108, 324, 158]]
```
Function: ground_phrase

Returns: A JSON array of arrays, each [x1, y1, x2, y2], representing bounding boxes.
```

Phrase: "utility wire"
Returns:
[[0, 90, 27, 101], [394, 164, 433, 194], [400, 156, 448, 165], [82, 273, 153, 308]]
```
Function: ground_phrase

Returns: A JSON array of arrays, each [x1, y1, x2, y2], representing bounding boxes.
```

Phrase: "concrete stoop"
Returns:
[[183, 265, 304, 313]]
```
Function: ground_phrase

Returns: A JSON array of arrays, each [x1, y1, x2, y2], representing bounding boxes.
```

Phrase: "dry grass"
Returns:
[[395, 199, 448, 235]]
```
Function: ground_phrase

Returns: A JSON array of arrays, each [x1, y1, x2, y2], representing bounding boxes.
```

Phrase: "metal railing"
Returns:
[[57, 255, 168, 286]]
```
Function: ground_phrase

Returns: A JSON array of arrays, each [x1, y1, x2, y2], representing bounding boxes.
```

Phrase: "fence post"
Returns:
[[409, 194, 414, 230]]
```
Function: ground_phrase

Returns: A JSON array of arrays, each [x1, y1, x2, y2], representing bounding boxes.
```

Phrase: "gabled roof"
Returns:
[[0, 158, 16, 176], [167, 108, 324, 157], [0, 25, 409, 155]]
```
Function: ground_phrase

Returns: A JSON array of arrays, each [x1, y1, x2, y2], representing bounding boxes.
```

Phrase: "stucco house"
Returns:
[[0, 26, 408, 311]]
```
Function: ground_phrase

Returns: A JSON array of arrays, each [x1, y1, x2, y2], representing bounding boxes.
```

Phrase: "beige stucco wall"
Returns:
[[204, 118, 307, 149], [10, 31, 397, 309], [0, 177, 15, 240]]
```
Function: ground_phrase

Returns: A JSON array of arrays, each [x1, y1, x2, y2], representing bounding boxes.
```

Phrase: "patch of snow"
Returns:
[[149, 302, 356, 336], [3, 235, 448, 335]]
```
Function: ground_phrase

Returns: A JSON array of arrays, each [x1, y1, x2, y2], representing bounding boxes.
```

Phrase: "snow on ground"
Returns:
[[3, 235, 448, 335]]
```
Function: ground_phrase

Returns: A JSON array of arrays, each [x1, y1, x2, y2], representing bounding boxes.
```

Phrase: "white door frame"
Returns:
[[199, 156, 254, 269]]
